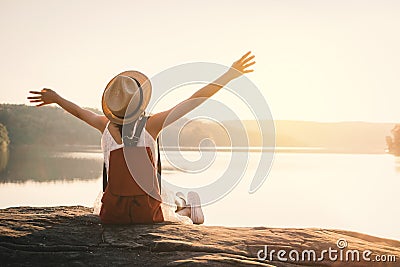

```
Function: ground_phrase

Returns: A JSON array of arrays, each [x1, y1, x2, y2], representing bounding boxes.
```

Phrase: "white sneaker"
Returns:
[[187, 191, 204, 224], [175, 191, 187, 211]]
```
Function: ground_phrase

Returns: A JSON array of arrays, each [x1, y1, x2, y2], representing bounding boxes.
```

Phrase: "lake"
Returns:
[[0, 146, 399, 241]]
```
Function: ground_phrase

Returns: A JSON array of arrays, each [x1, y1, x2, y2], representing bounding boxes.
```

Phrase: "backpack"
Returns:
[[99, 116, 164, 224], [102, 116, 161, 193]]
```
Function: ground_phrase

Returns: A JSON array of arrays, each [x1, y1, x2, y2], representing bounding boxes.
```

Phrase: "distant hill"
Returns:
[[0, 104, 101, 146], [0, 104, 394, 153], [279, 120, 395, 153], [246, 120, 393, 153], [171, 119, 393, 153]]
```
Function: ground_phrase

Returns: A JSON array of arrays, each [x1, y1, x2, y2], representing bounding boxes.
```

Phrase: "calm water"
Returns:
[[0, 146, 399, 241]]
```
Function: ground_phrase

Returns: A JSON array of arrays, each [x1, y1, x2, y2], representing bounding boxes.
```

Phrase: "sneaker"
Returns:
[[175, 191, 187, 211], [187, 191, 204, 224]]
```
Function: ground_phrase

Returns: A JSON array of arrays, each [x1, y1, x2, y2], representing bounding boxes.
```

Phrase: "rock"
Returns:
[[0, 206, 398, 266]]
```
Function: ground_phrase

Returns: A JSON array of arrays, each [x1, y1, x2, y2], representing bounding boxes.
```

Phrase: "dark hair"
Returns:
[[117, 124, 123, 137], [116, 112, 146, 138], [116, 122, 136, 138]]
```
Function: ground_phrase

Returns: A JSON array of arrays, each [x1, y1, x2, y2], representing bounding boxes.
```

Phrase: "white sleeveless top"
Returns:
[[97, 120, 193, 224], [101, 120, 158, 176]]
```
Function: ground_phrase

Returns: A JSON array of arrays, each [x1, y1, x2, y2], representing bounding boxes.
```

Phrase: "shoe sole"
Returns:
[[187, 191, 204, 224]]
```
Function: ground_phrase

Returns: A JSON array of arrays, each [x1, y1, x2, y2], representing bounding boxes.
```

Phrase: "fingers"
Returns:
[[28, 98, 45, 106], [240, 51, 252, 62], [243, 69, 254, 73], [238, 51, 256, 74], [242, 55, 255, 65], [229, 51, 255, 78], [243, 61, 256, 69], [29, 90, 43, 95], [28, 89, 50, 107]]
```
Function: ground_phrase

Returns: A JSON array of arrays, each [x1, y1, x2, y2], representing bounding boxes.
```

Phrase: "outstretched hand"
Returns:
[[227, 51, 256, 79], [27, 88, 60, 107]]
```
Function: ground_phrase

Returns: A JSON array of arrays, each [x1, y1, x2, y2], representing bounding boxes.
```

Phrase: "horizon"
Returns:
[[1, 102, 400, 125]]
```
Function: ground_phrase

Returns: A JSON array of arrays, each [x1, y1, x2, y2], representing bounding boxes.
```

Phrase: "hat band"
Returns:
[[114, 78, 144, 120]]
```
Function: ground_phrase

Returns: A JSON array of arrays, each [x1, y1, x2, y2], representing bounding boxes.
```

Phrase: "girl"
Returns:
[[28, 52, 255, 224]]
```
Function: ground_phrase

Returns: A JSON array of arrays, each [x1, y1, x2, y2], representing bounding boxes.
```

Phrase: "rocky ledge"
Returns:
[[0, 206, 399, 266]]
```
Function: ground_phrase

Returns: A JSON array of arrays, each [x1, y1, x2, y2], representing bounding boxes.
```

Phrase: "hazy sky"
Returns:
[[0, 0, 399, 122]]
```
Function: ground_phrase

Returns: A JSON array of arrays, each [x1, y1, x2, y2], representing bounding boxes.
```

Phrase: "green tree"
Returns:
[[0, 104, 101, 146], [0, 123, 10, 147]]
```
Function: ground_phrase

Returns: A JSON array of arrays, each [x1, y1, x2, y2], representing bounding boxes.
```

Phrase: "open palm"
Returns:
[[228, 51, 256, 79], [27, 89, 59, 107]]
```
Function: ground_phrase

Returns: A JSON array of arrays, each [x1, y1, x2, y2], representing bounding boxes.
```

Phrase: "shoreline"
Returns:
[[10, 144, 389, 155], [0, 206, 399, 266]]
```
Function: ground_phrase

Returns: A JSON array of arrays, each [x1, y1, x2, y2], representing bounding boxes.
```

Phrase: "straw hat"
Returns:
[[102, 70, 152, 125]]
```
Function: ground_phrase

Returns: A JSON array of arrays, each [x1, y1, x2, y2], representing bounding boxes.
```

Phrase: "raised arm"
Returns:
[[146, 51, 256, 139], [27, 89, 108, 132]]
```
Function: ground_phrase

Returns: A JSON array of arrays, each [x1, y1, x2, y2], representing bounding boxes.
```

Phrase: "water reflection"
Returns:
[[0, 145, 103, 183], [0, 146, 9, 172]]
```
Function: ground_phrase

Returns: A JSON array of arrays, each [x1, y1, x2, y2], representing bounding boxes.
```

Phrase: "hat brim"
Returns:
[[102, 70, 152, 125]]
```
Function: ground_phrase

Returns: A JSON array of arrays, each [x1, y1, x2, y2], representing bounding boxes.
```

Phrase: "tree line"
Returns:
[[0, 104, 219, 148], [0, 104, 101, 147]]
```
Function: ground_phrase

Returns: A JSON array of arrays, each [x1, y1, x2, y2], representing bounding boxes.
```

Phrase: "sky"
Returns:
[[0, 0, 399, 123]]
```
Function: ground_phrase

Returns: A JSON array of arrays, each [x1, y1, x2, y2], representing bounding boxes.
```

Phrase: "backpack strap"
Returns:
[[102, 162, 108, 192], [123, 116, 148, 147], [157, 137, 162, 193]]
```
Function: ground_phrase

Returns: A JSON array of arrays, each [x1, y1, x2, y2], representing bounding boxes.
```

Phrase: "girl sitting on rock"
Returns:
[[27, 52, 255, 225]]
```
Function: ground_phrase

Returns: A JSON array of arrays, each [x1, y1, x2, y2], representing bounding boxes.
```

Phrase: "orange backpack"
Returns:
[[99, 117, 164, 224]]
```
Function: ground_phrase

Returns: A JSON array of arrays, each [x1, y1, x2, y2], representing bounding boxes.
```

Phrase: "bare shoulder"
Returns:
[[146, 114, 163, 140], [97, 115, 109, 133]]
